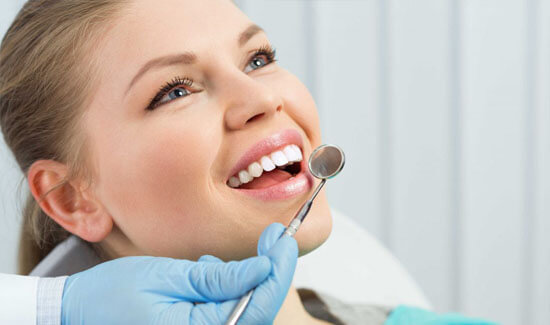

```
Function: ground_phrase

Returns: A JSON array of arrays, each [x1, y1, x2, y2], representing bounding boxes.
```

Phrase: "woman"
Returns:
[[0, 0, 494, 323]]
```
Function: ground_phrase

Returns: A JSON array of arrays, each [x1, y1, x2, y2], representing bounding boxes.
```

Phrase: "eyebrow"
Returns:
[[126, 24, 264, 95]]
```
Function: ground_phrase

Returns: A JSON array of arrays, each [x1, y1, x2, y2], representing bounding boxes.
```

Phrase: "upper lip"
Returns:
[[227, 128, 304, 181]]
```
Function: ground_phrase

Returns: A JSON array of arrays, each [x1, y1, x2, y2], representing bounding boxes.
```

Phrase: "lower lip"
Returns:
[[233, 161, 314, 200]]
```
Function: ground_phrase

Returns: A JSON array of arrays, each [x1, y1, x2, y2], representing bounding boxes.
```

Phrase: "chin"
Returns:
[[293, 198, 332, 257]]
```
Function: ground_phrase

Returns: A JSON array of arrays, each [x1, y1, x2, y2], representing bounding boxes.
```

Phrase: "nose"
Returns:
[[221, 70, 283, 130]]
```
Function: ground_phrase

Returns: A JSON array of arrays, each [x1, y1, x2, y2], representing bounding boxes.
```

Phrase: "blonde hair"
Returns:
[[0, 0, 127, 274]]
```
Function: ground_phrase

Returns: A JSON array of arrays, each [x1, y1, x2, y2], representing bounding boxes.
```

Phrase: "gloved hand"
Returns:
[[61, 222, 298, 324], [198, 223, 298, 324]]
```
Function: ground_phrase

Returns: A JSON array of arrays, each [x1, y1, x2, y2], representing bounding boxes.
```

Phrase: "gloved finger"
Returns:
[[154, 301, 193, 325], [163, 255, 271, 303], [198, 255, 224, 263], [257, 223, 286, 256], [155, 300, 240, 325], [188, 299, 240, 324], [240, 232, 298, 324], [189, 296, 290, 325]]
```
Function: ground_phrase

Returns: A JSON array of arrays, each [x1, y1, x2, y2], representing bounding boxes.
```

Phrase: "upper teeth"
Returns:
[[228, 144, 303, 188]]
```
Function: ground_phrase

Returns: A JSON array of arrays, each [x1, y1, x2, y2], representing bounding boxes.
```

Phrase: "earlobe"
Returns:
[[27, 160, 113, 242]]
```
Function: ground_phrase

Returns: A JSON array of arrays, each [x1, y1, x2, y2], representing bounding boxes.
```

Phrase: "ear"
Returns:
[[27, 160, 113, 243]]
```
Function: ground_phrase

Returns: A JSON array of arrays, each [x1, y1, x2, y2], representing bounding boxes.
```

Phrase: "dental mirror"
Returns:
[[309, 144, 346, 180]]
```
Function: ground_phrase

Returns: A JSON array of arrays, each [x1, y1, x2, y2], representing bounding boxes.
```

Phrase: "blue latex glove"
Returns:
[[385, 305, 498, 325], [61, 222, 297, 324], [199, 223, 298, 324]]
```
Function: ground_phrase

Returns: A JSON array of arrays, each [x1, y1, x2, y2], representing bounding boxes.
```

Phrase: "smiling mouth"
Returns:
[[227, 144, 303, 190]]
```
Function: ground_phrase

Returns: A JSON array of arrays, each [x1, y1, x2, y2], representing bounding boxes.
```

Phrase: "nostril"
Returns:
[[246, 112, 265, 124]]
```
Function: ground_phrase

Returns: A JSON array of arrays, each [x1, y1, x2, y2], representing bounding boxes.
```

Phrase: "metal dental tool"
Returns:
[[225, 144, 345, 325]]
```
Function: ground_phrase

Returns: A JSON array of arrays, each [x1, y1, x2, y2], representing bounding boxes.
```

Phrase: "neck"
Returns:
[[273, 286, 329, 325]]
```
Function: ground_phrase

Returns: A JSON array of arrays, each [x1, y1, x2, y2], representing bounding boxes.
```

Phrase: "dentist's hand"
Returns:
[[61, 222, 298, 325], [201, 223, 299, 324]]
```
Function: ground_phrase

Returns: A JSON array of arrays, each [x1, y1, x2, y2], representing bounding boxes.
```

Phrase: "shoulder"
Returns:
[[299, 289, 497, 325], [299, 288, 392, 325]]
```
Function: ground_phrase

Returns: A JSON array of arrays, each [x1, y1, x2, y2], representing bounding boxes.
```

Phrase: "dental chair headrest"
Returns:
[[29, 236, 100, 277]]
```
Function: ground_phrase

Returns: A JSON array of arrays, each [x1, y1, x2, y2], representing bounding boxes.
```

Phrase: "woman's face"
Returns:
[[83, 0, 331, 261]]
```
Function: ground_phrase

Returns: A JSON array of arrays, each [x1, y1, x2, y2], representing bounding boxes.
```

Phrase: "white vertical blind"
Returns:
[[386, 0, 455, 311], [1, 1, 548, 324], [460, 1, 527, 323], [531, 1, 550, 324]]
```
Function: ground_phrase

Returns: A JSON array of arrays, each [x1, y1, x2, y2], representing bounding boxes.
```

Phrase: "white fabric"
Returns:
[[36, 276, 67, 325], [294, 209, 432, 309], [0, 273, 38, 325]]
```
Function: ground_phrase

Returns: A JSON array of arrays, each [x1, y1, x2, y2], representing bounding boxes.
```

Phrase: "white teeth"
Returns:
[[238, 170, 253, 184], [291, 144, 302, 160], [248, 162, 263, 178], [270, 151, 288, 166], [228, 145, 304, 188], [283, 145, 299, 162], [228, 176, 241, 188], [260, 156, 276, 172]]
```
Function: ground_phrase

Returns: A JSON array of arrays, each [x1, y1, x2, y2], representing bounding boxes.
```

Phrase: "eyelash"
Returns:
[[145, 45, 278, 111]]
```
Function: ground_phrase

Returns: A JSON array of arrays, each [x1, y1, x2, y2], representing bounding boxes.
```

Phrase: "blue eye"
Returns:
[[246, 57, 268, 71], [158, 87, 190, 105], [244, 47, 277, 73], [146, 77, 194, 111]]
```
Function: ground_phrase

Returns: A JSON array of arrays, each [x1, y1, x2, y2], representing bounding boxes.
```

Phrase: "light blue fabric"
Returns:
[[385, 305, 498, 325], [61, 222, 297, 325]]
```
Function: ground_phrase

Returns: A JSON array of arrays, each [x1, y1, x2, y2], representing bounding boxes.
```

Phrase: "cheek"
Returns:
[[278, 73, 322, 148], [94, 113, 221, 255]]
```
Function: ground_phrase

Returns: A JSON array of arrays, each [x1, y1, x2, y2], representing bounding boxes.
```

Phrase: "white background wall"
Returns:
[[1, 1, 548, 324]]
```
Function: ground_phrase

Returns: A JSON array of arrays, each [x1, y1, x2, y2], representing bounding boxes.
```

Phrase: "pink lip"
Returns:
[[227, 128, 304, 181], [234, 158, 315, 200]]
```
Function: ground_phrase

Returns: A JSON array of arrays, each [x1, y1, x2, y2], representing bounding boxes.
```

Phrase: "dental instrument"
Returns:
[[225, 144, 345, 325]]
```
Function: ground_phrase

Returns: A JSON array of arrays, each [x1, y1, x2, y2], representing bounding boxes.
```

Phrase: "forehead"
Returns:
[[118, 0, 250, 53], [92, 0, 254, 98]]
